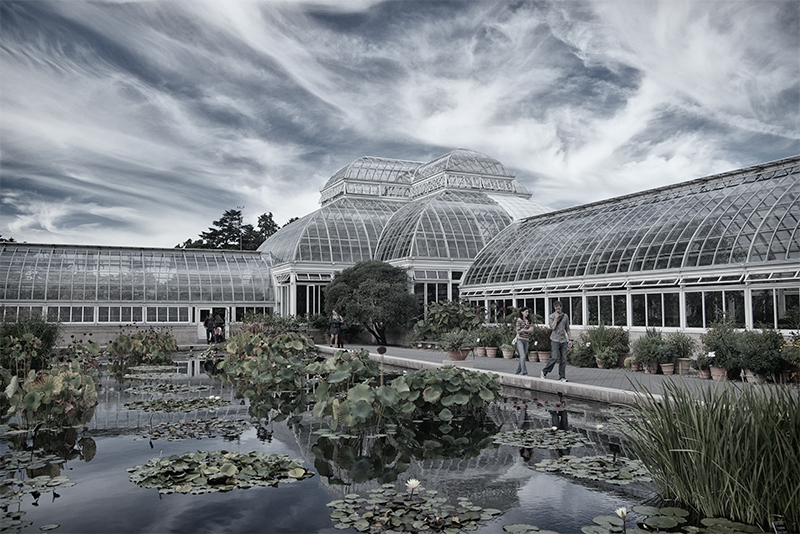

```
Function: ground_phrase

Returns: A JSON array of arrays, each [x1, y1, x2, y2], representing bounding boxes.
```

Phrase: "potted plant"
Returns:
[[666, 331, 697, 375], [439, 330, 472, 361], [480, 326, 503, 358], [738, 329, 786, 383], [779, 333, 800, 382], [631, 328, 663, 374], [702, 316, 742, 380], [500, 343, 515, 359], [595, 346, 618, 369], [656, 344, 678, 375], [691, 352, 714, 379], [623, 355, 640, 372], [536, 326, 552, 363]]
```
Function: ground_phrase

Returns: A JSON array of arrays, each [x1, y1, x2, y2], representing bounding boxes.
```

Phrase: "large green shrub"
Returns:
[[569, 332, 595, 367], [738, 329, 787, 377], [665, 331, 697, 359], [410, 300, 481, 343], [631, 328, 665, 366]]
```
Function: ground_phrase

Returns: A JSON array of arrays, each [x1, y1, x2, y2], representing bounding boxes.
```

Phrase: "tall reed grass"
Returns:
[[619, 380, 799, 531]]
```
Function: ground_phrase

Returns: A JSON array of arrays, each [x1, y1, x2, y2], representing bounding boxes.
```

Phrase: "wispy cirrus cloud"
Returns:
[[1, 0, 797, 246]]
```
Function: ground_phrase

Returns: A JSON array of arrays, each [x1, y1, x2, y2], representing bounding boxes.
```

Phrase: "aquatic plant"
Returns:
[[618, 380, 799, 531], [128, 450, 313, 494]]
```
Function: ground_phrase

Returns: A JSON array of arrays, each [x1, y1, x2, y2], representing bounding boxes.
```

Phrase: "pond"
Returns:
[[1, 359, 653, 534]]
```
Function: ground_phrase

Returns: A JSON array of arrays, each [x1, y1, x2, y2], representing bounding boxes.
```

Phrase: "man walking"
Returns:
[[540, 301, 571, 382]]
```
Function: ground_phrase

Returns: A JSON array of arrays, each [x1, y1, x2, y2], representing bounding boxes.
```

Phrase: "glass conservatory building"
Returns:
[[259, 148, 551, 316], [460, 155, 800, 333], [0, 244, 273, 344]]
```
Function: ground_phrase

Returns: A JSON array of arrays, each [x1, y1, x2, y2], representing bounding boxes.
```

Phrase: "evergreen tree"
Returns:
[[176, 209, 286, 250]]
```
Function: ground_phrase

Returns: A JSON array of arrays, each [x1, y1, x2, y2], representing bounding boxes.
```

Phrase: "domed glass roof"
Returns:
[[322, 157, 422, 190], [462, 155, 800, 286], [374, 190, 545, 261], [413, 148, 513, 181], [258, 197, 403, 263]]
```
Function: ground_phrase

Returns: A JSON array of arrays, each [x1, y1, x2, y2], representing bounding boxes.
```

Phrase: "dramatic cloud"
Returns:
[[1, 0, 797, 247]]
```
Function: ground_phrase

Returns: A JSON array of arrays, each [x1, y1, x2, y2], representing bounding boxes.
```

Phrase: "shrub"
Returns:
[[584, 324, 629, 367], [569, 332, 596, 367], [438, 330, 473, 352], [665, 331, 697, 359], [701, 316, 742, 370], [631, 328, 664, 366], [534, 325, 551, 352], [738, 329, 787, 377], [595, 346, 618, 368], [474, 325, 503, 348], [656, 343, 678, 365]]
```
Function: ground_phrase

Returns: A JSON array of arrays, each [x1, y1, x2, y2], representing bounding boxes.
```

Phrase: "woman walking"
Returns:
[[514, 307, 535, 375]]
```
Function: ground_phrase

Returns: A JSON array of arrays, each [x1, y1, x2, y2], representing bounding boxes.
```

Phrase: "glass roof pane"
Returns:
[[462, 157, 800, 287]]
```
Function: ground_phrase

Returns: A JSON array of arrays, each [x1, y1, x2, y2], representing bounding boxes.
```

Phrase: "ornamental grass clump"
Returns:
[[618, 380, 799, 531]]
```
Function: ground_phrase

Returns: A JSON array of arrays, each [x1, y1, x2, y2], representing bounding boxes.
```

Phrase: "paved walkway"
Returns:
[[317, 343, 752, 406]]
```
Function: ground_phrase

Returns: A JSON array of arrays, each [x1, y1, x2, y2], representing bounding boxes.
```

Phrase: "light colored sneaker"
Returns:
[[559, 378, 568, 382], [539, 371, 546, 379]]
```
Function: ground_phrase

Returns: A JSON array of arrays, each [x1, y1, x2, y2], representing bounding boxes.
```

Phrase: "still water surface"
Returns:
[[2, 371, 650, 533]]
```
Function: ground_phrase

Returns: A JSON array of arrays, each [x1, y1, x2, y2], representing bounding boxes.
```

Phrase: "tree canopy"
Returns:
[[176, 209, 284, 250], [324, 261, 418, 345]]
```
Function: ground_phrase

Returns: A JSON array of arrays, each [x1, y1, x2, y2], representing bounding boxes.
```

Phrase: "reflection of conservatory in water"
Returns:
[[460, 155, 800, 333], [258, 148, 551, 316]]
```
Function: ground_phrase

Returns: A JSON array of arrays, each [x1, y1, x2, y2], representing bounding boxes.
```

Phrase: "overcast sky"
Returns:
[[1, 0, 798, 248]]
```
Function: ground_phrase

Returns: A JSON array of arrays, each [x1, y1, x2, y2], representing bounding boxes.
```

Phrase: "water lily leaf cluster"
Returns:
[[107, 331, 177, 367], [125, 383, 211, 395], [312, 365, 502, 432], [536, 454, 652, 485], [1, 450, 73, 533], [327, 482, 502, 533], [3, 360, 98, 429], [124, 396, 228, 413], [134, 417, 251, 441], [493, 428, 593, 450], [216, 332, 316, 421], [127, 450, 313, 494]]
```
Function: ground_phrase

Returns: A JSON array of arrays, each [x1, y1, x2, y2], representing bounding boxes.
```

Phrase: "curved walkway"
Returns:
[[317, 344, 759, 406]]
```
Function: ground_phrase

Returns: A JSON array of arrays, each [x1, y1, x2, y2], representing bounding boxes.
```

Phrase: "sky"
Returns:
[[1, 0, 798, 248]]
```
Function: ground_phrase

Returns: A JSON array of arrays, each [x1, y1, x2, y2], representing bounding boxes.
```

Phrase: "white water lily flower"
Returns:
[[597, 424, 603, 430], [405, 479, 421, 491], [615, 507, 627, 519], [551, 426, 558, 431]]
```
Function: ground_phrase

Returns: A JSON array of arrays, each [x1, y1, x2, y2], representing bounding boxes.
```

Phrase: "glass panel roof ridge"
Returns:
[[322, 156, 423, 189], [517, 154, 800, 224], [413, 148, 514, 181], [461, 154, 800, 286]]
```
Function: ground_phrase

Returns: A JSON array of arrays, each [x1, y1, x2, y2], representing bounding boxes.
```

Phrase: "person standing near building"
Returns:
[[213, 314, 224, 343], [203, 314, 215, 344], [514, 307, 534, 376], [540, 301, 571, 382], [329, 310, 344, 348]]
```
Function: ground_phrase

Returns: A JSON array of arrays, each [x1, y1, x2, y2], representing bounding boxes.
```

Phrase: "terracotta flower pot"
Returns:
[[698, 368, 712, 379], [476, 347, 487, 357], [661, 363, 675, 375], [643, 361, 659, 374], [710, 366, 726, 381], [447, 350, 467, 361], [630, 363, 640, 372], [502, 349, 514, 359], [677, 358, 692, 375], [538, 352, 551, 364], [486, 347, 498, 358], [595, 357, 605, 369], [529, 350, 539, 362], [460, 347, 472, 359]]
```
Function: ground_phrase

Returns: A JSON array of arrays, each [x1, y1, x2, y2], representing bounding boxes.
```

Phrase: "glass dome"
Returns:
[[462, 156, 800, 286], [374, 190, 547, 261], [258, 197, 403, 263], [413, 148, 513, 181], [0, 244, 273, 303]]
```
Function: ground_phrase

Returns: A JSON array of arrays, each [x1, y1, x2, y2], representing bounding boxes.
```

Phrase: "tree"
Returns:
[[0, 235, 15, 242], [176, 209, 286, 250], [324, 261, 418, 345]]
